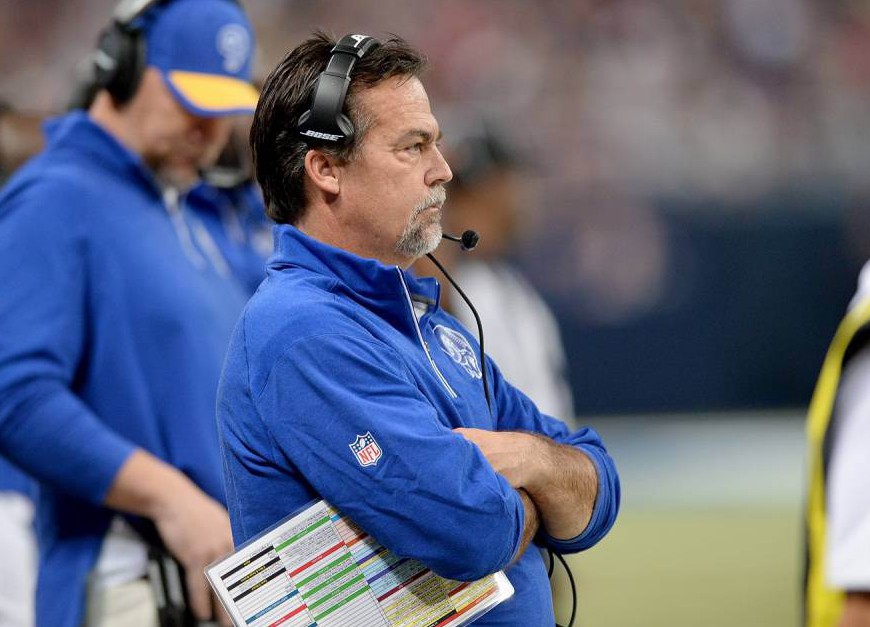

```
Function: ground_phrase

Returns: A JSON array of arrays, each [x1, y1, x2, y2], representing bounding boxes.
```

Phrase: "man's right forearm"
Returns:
[[103, 447, 234, 567], [103, 448, 199, 518], [104, 448, 235, 623]]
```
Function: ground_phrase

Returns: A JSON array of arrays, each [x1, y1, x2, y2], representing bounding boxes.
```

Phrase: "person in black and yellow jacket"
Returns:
[[806, 263, 870, 627]]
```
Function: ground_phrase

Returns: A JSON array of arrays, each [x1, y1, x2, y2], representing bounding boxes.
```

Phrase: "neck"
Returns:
[[296, 203, 414, 269], [88, 91, 143, 156]]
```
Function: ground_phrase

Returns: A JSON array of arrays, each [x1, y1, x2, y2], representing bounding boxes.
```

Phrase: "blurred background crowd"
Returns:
[[6, 0, 870, 412], [4, 0, 870, 626]]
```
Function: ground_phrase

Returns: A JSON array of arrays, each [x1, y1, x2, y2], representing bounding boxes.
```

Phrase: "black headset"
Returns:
[[91, 0, 166, 106], [296, 34, 381, 146]]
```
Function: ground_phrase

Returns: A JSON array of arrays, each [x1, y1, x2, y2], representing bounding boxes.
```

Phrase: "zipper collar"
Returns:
[[270, 225, 458, 398], [269, 224, 441, 309]]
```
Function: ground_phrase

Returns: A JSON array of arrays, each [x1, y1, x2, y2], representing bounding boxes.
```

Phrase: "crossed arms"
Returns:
[[239, 329, 620, 581], [455, 427, 600, 560]]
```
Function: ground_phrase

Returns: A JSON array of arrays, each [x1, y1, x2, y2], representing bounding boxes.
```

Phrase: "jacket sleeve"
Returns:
[[252, 332, 526, 582], [487, 359, 621, 553], [0, 181, 135, 504]]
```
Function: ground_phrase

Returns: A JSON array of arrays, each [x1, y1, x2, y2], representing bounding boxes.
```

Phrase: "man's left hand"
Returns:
[[454, 427, 537, 489], [455, 426, 597, 540]]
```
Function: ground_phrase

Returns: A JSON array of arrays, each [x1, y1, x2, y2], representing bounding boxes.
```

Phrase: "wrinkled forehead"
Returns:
[[358, 76, 439, 139]]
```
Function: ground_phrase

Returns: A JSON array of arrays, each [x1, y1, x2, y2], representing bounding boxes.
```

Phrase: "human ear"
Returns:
[[303, 150, 341, 196]]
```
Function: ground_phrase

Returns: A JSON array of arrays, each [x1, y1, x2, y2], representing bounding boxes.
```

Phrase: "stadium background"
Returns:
[[4, 1, 869, 624]]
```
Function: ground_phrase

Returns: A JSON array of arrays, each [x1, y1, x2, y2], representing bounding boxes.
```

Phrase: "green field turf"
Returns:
[[551, 507, 802, 627]]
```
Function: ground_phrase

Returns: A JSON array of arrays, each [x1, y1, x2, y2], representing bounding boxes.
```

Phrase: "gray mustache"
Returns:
[[412, 186, 447, 216]]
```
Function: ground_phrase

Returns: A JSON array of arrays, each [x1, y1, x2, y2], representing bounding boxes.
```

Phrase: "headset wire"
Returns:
[[427, 252, 578, 627]]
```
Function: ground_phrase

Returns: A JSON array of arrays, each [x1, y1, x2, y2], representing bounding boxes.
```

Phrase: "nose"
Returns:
[[425, 144, 453, 187]]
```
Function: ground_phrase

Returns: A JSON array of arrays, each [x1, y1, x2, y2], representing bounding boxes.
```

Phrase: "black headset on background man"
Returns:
[[68, 0, 241, 110], [69, 0, 165, 109]]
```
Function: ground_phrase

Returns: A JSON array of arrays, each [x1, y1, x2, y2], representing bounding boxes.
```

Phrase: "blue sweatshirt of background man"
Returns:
[[0, 112, 248, 627], [218, 225, 620, 625]]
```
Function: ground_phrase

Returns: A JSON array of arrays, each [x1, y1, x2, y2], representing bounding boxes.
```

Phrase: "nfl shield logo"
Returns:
[[349, 432, 382, 467]]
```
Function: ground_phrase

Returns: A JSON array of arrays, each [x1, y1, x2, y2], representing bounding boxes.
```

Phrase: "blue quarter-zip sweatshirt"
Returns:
[[218, 225, 620, 625], [0, 112, 249, 627]]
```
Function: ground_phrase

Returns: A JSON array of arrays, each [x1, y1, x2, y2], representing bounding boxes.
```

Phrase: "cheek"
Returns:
[[386, 191, 416, 227], [343, 158, 420, 228], [150, 128, 189, 159]]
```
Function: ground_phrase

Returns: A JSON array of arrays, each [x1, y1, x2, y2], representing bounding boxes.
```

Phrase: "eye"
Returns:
[[406, 142, 424, 153]]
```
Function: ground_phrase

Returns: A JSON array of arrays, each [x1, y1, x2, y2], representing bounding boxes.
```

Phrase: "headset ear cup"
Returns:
[[110, 29, 145, 105], [86, 0, 172, 108], [95, 25, 144, 106], [93, 27, 123, 95], [297, 35, 380, 146]]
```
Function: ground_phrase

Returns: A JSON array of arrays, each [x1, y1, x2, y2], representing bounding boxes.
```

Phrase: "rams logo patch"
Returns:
[[434, 325, 482, 380]]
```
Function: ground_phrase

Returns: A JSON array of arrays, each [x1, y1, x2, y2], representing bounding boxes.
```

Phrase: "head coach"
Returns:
[[217, 32, 621, 625], [0, 0, 259, 625]]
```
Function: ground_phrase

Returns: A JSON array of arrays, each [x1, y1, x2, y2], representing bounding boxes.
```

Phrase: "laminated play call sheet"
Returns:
[[205, 500, 514, 627]]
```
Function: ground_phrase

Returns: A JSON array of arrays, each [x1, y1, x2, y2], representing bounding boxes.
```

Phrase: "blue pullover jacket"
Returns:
[[218, 225, 620, 625], [186, 182, 272, 296], [0, 112, 248, 627], [0, 455, 33, 496]]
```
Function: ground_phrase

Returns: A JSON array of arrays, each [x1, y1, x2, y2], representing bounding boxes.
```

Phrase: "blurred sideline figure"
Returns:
[[806, 262, 870, 627], [0, 0, 260, 625], [0, 104, 43, 627], [416, 115, 575, 422], [0, 86, 269, 627]]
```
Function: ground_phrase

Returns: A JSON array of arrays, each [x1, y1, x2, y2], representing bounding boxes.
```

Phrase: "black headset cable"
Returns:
[[426, 251, 492, 416], [427, 249, 578, 627]]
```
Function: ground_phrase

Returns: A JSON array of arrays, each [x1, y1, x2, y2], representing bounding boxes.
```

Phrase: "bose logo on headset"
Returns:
[[296, 33, 381, 147], [300, 130, 343, 141]]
